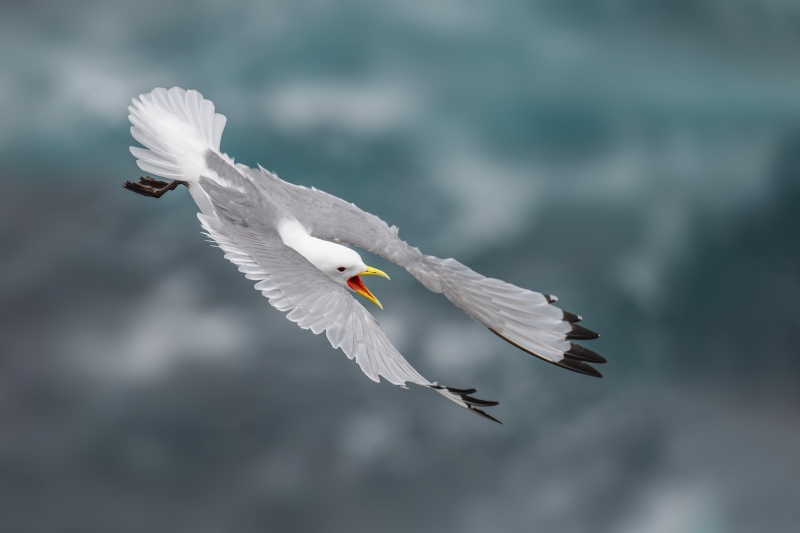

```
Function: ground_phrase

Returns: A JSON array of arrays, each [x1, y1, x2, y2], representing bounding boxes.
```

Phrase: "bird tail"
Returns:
[[407, 255, 606, 377], [128, 87, 227, 183]]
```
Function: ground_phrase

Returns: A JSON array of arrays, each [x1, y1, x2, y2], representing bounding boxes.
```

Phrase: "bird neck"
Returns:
[[278, 219, 345, 273]]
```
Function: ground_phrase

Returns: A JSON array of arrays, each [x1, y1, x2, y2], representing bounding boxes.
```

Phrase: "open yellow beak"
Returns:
[[346, 266, 390, 309], [360, 266, 390, 280]]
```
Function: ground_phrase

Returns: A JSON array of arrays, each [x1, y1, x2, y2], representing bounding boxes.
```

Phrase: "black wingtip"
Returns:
[[544, 294, 558, 303], [565, 323, 600, 340], [435, 385, 502, 423], [470, 407, 503, 424], [444, 386, 478, 395], [488, 328, 605, 378], [564, 343, 607, 364], [562, 310, 582, 323], [462, 395, 500, 407], [557, 358, 603, 378]]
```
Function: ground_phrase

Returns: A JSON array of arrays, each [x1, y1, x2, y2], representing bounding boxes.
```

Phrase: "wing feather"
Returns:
[[196, 179, 500, 422], [255, 171, 604, 376]]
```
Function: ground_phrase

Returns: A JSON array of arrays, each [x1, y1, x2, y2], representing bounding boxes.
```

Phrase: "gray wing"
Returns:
[[253, 167, 606, 377], [251, 166, 420, 267], [198, 176, 500, 422]]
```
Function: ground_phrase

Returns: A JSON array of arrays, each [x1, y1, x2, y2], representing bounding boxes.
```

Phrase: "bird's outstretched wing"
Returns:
[[264, 169, 605, 376], [198, 177, 501, 422], [407, 255, 606, 377]]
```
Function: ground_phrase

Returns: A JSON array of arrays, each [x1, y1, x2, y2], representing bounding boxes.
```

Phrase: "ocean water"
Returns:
[[1, 1, 799, 532]]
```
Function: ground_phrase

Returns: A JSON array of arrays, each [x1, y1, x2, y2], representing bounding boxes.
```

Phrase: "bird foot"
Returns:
[[123, 176, 187, 198]]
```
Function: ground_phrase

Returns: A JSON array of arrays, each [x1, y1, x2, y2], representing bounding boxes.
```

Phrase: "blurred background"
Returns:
[[2, 1, 799, 532]]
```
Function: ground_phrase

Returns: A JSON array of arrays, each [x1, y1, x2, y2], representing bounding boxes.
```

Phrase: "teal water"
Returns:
[[1, 2, 799, 532]]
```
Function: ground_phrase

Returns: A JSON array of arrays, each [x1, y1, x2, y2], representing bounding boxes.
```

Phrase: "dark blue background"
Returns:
[[2, 1, 799, 531]]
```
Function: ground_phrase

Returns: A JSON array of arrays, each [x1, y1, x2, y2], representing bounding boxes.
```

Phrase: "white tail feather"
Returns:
[[128, 87, 226, 183]]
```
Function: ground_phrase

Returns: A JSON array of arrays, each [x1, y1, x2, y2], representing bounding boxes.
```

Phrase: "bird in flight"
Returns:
[[124, 87, 605, 423]]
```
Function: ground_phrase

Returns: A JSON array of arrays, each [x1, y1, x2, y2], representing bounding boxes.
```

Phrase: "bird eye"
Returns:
[[337, 266, 346, 272]]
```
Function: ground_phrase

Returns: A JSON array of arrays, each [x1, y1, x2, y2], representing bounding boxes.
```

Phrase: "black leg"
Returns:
[[138, 176, 171, 188], [123, 176, 187, 198]]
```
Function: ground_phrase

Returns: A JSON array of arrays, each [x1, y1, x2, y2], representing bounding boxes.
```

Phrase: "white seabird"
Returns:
[[124, 87, 605, 423]]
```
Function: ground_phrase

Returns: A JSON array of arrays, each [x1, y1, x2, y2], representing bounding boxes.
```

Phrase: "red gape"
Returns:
[[347, 275, 372, 298]]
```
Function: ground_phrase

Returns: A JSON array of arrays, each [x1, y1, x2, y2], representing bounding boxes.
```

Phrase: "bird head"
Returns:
[[322, 245, 390, 309]]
